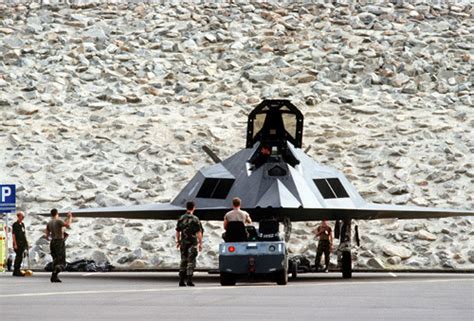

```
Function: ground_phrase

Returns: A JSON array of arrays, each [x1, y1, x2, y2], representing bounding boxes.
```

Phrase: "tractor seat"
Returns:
[[223, 221, 248, 242]]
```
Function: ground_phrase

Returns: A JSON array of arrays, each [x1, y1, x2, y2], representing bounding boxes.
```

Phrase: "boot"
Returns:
[[51, 272, 62, 283], [186, 275, 195, 287], [179, 271, 186, 287], [12, 269, 25, 277], [179, 277, 186, 286]]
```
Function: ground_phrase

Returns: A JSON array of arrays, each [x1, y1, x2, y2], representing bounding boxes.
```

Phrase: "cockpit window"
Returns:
[[282, 112, 297, 140], [252, 113, 266, 141]]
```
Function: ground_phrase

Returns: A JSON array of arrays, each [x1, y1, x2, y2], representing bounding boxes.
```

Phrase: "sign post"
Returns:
[[1, 185, 16, 273]]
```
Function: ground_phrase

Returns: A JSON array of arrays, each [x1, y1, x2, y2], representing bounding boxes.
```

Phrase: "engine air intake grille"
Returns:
[[196, 178, 234, 199], [314, 178, 349, 199]]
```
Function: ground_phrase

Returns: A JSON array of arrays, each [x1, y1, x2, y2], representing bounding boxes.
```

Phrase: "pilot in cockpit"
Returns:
[[250, 144, 271, 169]]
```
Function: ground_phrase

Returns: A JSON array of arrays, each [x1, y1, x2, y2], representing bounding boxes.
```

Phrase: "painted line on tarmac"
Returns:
[[1, 277, 473, 298], [388, 272, 397, 278], [0, 286, 227, 298]]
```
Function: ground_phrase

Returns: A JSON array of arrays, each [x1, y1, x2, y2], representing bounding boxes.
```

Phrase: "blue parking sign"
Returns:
[[0, 185, 16, 213]]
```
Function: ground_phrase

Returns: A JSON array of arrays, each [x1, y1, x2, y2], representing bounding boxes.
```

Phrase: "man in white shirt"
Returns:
[[224, 197, 252, 230]]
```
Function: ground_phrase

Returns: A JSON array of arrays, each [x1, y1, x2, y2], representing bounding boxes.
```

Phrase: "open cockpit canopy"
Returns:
[[246, 99, 304, 149]]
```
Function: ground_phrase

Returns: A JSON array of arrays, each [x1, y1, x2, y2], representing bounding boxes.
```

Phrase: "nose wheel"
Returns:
[[342, 251, 352, 279]]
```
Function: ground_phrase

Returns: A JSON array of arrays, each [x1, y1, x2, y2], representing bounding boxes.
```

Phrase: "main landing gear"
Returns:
[[337, 219, 353, 279]]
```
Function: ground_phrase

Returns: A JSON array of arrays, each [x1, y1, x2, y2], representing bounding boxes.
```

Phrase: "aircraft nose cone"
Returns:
[[256, 180, 301, 208]]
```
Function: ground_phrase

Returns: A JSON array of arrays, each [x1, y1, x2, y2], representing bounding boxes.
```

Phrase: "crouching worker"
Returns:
[[45, 209, 73, 283], [176, 201, 203, 287]]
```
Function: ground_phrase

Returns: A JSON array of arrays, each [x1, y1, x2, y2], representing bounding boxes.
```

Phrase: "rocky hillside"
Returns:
[[0, 1, 472, 271]]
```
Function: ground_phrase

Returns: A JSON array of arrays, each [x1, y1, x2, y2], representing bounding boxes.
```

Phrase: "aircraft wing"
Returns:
[[62, 204, 233, 221], [60, 202, 473, 222], [350, 203, 474, 220], [240, 204, 474, 222], [66, 203, 186, 220]]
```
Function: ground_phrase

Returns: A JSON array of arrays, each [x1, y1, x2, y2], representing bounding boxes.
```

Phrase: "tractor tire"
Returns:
[[276, 268, 288, 285], [220, 273, 236, 286], [290, 261, 298, 280]]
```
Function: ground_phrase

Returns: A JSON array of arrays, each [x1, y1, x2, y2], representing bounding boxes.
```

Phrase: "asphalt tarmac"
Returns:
[[1, 272, 473, 321]]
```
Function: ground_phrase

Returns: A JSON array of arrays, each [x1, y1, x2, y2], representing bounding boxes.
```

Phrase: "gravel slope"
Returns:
[[0, 1, 472, 271]]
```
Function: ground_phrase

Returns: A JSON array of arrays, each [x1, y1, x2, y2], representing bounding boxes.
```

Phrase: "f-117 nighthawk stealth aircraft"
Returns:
[[70, 99, 473, 278]]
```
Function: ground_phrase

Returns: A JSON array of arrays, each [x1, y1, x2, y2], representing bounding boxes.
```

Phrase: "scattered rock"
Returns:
[[141, 241, 155, 251], [112, 235, 130, 247], [383, 244, 412, 259], [347, 105, 378, 115], [16, 104, 39, 115], [404, 223, 423, 232], [416, 230, 437, 241], [96, 193, 124, 207], [21, 162, 42, 173], [387, 256, 402, 265], [91, 250, 110, 264], [128, 260, 147, 269], [367, 257, 385, 269], [110, 95, 127, 104], [125, 222, 143, 228], [468, 250, 474, 264], [176, 158, 193, 165], [388, 184, 411, 195], [76, 176, 97, 190]]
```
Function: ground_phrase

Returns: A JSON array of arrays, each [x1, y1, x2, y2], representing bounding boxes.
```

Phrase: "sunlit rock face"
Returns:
[[1, 1, 472, 271]]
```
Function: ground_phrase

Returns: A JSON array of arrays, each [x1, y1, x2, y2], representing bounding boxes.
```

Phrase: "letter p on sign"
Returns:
[[1, 186, 11, 203]]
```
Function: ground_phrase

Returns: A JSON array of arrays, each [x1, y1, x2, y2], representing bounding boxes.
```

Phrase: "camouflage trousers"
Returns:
[[179, 245, 198, 277], [50, 239, 66, 274], [315, 240, 331, 269]]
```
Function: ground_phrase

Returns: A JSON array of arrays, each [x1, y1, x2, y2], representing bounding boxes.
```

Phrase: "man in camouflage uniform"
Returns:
[[45, 209, 73, 283], [176, 201, 203, 287], [314, 219, 333, 272]]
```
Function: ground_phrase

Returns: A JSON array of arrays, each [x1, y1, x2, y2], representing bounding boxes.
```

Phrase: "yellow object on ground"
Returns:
[[23, 269, 33, 276]]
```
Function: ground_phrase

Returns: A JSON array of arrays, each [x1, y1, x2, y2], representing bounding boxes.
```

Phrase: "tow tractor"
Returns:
[[218, 220, 288, 286], [218, 218, 356, 285]]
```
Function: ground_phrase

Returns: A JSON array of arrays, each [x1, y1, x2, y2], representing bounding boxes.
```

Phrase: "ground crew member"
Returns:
[[12, 211, 27, 277], [314, 219, 333, 272], [176, 201, 203, 287], [45, 209, 73, 283], [223, 197, 252, 229]]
